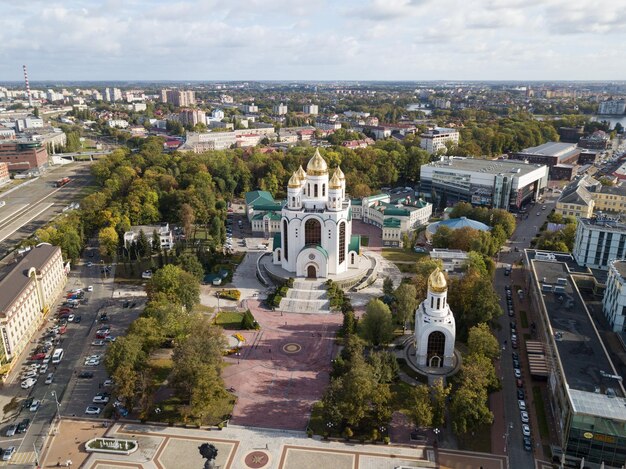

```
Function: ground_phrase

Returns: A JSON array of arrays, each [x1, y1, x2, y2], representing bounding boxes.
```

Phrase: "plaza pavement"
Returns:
[[40, 419, 510, 469]]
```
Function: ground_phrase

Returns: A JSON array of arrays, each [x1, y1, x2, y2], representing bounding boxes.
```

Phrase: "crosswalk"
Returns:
[[0, 450, 36, 466]]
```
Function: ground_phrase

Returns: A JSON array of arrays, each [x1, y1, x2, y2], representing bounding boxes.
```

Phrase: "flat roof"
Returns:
[[0, 244, 59, 315], [518, 142, 580, 162], [612, 260, 626, 279], [579, 217, 626, 232], [531, 258, 625, 397], [425, 157, 546, 177]]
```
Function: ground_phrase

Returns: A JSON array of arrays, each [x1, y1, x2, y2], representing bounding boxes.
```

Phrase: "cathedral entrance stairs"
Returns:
[[278, 280, 331, 313]]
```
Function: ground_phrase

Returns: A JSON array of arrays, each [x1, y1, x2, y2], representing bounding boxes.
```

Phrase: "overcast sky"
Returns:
[[1, 0, 624, 81]]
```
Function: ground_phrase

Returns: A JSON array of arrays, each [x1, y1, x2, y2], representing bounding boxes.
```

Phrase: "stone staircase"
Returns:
[[278, 279, 330, 313]]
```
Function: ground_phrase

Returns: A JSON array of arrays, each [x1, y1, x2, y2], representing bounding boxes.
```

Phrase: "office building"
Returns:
[[0, 140, 49, 173], [15, 117, 43, 132], [303, 104, 318, 115], [598, 100, 626, 115], [603, 260, 626, 332], [0, 244, 66, 375], [579, 131, 611, 150], [420, 157, 548, 210], [511, 142, 582, 180], [273, 103, 288, 115], [526, 252, 626, 467], [419, 127, 460, 154], [573, 218, 626, 270]]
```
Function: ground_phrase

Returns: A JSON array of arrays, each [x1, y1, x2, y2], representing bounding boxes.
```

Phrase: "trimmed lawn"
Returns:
[[395, 263, 416, 273], [214, 311, 244, 329], [390, 380, 414, 413], [520, 310, 529, 328], [457, 422, 492, 453], [381, 249, 427, 263], [114, 259, 154, 283], [532, 386, 550, 439], [148, 357, 174, 386]]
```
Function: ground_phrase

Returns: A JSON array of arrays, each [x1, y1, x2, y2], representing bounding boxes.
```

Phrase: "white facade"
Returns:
[[303, 104, 319, 115], [414, 268, 456, 368], [315, 119, 342, 131], [598, 100, 626, 115], [0, 244, 66, 367], [603, 260, 626, 332], [124, 223, 174, 250], [272, 149, 361, 279], [273, 103, 288, 115], [420, 127, 460, 154], [573, 218, 626, 270], [107, 119, 129, 129], [241, 103, 259, 113]]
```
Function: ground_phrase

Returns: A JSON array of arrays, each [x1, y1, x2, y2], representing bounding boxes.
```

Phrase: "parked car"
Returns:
[[85, 358, 100, 366], [103, 379, 114, 387], [45, 373, 54, 385], [514, 369, 522, 379], [516, 378, 524, 388], [4, 425, 17, 437], [518, 399, 526, 411], [85, 406, 101, 415], [74, 315, 82, 323], [513, 359, 520, 370], [92, 393, 110, 404], [16, 419, 30, 434], [2, 446, 15, 461], [78, 371, 94, 379], [92, 340, 106, 346], [87, 285, 93, 292], [104, 336, 116, 343], [68, 314, 75, 322], [523, 436, 532, 451], [520, 411, 529, 423], [29, 400, 40, 412], [522, 424, 531, 437], [517, 389, 525, 400], [39, 364, 48, 374], [21, 377, 37, 389]]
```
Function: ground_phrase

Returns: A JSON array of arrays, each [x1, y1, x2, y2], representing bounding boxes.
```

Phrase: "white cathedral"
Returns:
[[272, 149, 362, 279], [414, 268, 456, 368]]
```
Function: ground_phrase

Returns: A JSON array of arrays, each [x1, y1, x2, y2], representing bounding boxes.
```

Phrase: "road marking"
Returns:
[[0, 203, 55, 243]]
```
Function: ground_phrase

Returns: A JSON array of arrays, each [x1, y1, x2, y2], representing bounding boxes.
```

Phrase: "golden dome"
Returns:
[[335, 166, 345, 180], [307, 149, 328, 176], [428, 268, 447, 293], [329, 171, 342, 189], [296, 165, 307, 180], [288, 172, 301, 188]]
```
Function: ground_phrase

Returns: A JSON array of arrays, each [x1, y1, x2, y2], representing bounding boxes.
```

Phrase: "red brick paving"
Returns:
[[352, 219, 383, 251], [224, 301, 341, 430]]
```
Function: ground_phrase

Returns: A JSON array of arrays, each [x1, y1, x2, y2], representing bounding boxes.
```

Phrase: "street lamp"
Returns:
[[51, 390, 61, 421], [433, 427, 440, 446]]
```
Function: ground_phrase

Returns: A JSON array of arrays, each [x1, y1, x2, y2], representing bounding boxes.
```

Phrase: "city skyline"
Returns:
[[1, 0, 625, 81]]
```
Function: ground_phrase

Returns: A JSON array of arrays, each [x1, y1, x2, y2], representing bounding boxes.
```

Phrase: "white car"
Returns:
[[92, 340, 106, 346], [85, 406, 101, 415], [520, 411, 529, 423], [93, 394, 110, 404], [39, 364, 48, 374], [2, 446, 15, 461], [518, 399, 526, 411], [85, 358, 100, 366], [45, 373, 54, 385], [84, 354, 102, 363], [141, 270, 152, 279], [87, 285, 93, 292], [21, 377, 37, 389], [103, 379, 114, 387], [514, 369, 522, 379], [522, 424, 531, 436], [29, 399, 41, 412], [68, 314, 75, 322]]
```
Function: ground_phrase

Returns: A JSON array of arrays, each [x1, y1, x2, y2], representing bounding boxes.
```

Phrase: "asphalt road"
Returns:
[[493, 194, 559, 469], [0, 162, 94, 262]]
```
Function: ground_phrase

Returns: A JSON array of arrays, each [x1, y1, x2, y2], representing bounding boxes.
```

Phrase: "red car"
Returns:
[[58, 325, 67, 335], [30, 352, 46, 361], [95, 331, 110, 339]]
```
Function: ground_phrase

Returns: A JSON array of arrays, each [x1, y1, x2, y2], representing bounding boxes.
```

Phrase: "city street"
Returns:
[[0, 162, 94, 261], [0, 243, 127, 468], [492, 193, 559, 468]]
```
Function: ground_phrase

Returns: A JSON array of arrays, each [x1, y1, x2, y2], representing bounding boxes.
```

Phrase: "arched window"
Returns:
[[351, 252, 355, 264], [322, 184, 326, 196], [314, 184, 318, 197], [305, 218, 321, 245], [283, 220, 288, 261], [277, 249, 281, 261], [427, 331, 446, 368], [307, 184, 310, 196], [339, 222, 346, 264]]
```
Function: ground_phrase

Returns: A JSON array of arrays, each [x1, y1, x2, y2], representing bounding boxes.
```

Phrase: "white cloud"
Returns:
[[0, 0, 623, 80]]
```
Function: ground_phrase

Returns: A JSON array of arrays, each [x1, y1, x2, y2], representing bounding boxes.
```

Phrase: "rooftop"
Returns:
[[531, 259, 625, 397], [611, 260, 626, 279], [426, 157, 546, 176], [579, 218, 626, 232], [0, 244, 60, 316], [517, 141, 580, 162]]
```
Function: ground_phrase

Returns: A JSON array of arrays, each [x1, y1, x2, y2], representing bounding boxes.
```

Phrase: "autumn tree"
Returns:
[[467, 323, 500, 360], [394, 283, 417, 330], [360, 299, 395, 346], [410, 384, 433, 428]]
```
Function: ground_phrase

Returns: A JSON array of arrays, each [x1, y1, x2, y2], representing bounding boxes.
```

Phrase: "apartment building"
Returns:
[[603, 260, 626, 332], [273, 103, 288, 115], [598, 100, 626, 115], [178, 109, 206, 127], [303, 104, 319, 115], [573, 218, 626, 270], [161, 89, 195, 107], [556, 176, 626, 217], [0, 244, 66, 375], [419, 127, 460, 154]]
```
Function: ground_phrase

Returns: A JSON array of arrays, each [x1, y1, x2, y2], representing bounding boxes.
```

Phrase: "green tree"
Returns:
[[368, 350, 399, 383], [98, 226, 119, 257], [360, 299, 395, 346], [147, 264, 200, 311], [431, 378, 451, 427], [412, 258, 443, 300], [177, 253, 204, 281], [179, 203, 195, 241], [450, 386, 493, 435], [410, 384, 434, 428], [394, 283, 417, 330], [137, 229, 150, 259], [104, 335, 146, 375], [382, 277, 394, 297], [467, 323, 500, 360]]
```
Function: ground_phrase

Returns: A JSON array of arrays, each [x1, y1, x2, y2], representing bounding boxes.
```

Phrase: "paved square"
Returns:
[[224, 303, 341, 430], [280, 447, 354, 469]]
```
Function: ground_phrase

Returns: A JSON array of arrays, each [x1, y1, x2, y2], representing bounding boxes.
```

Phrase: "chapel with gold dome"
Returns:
[[272, 149, 361, 279], [414, 267, 456, 368]]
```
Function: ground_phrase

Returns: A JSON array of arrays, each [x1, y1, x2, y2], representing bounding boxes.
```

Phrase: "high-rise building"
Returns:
[[573, 218, 626, 270], [603, 260, 626, 332], [273, 103, 288, 115], [178, 109, 206, 127], [598, 100, 626, 115], [303, 104, 318, 115], [161, 89, 195, 107], [419, 127, 459, 154]]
